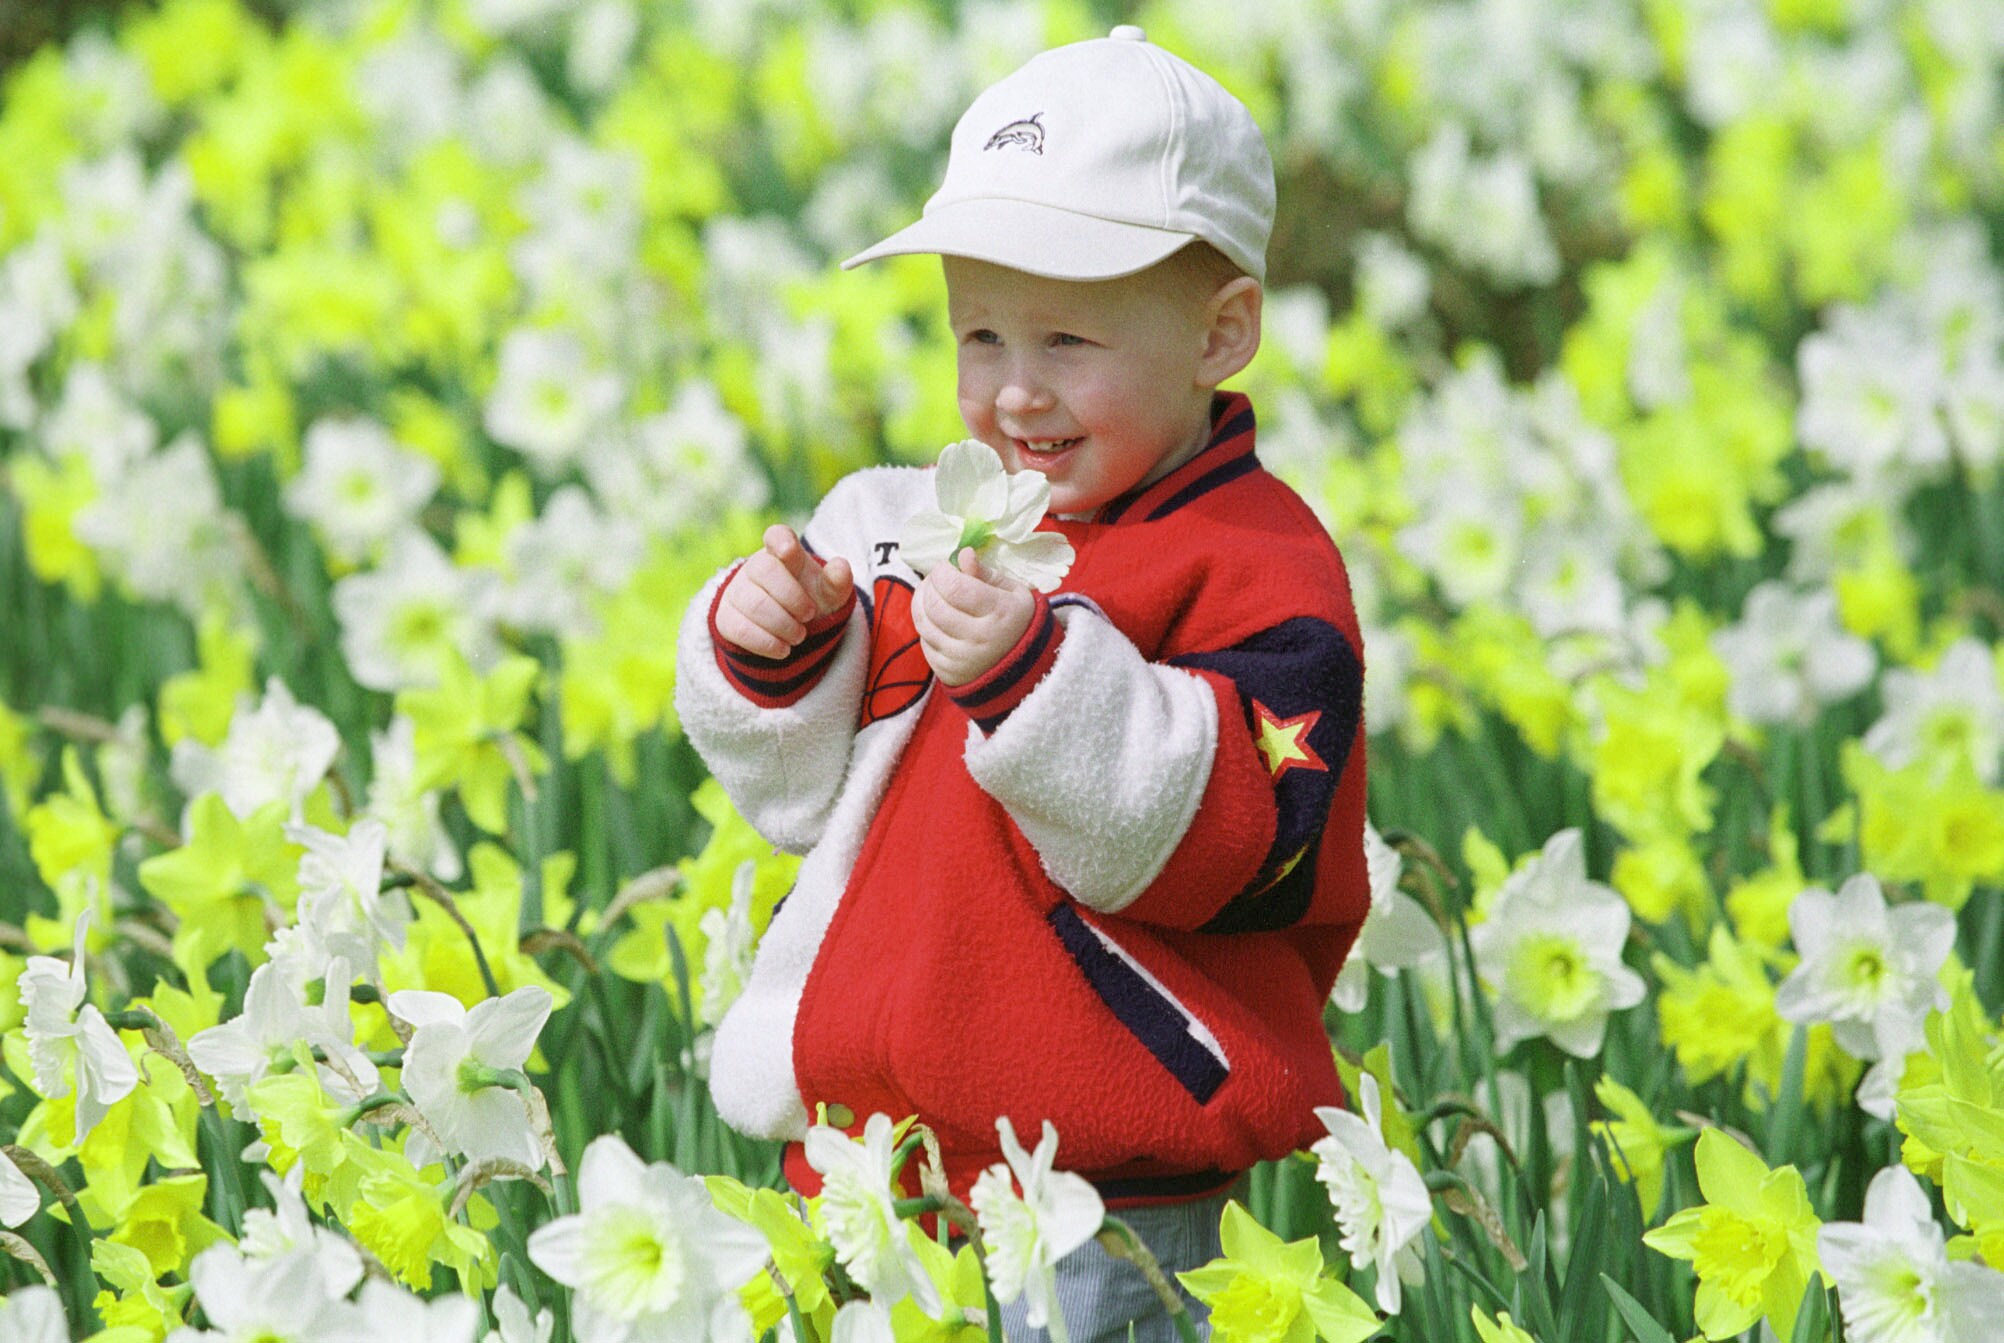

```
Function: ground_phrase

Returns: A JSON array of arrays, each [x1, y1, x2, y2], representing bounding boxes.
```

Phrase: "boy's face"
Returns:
[[944, 256, 1218, 516]]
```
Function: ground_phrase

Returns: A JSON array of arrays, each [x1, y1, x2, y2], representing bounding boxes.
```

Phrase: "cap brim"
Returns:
[[841, 198, 1194, 281]]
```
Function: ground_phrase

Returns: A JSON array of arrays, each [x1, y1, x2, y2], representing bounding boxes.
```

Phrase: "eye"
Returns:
[[963, 328, 1000, 345], [1051, 332, 1088, 347]]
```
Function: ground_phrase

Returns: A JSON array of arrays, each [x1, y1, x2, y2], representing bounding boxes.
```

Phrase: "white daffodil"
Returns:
[[168, 677, 341, 823], [899, 439, 1074, 592], [806, 1111, 940, 1314], [364, 714, 463, 882], [1312, 1072, 1431, 1315], [1, 1146, 40, 1226], [239, 1168, 364, 1296], [189, 956, 378, 1113], [1711, 581, 1876, 725], [168, 1244, 360, 1342], [1818, 1164, 2004, 1343], [352, 1279, 481, 1343], [284, 819, 408, 975], [483, 1283, 555, 1343], [1774, 874, 1955, 1061], [19, 908, 139, 1144], [829, 1301, 897, 1343], [389, 986, 553, 1169], [1863, 638, 2004, 783], [1331, 823, 1449, 1013], [0, 1287, 68, 1343], [1468, 828, 1646, 1058], [282, 415, 441, 568], [969, 1116, 1106, 1342], [483, 326, 624, 475], [697, 861, 758, 1029], [331, 528, 503, 693], [526, 1135, 768, 1343]]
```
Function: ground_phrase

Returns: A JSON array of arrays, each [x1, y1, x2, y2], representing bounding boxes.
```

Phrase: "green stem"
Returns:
[[1097, 1217, 1200, 1343]]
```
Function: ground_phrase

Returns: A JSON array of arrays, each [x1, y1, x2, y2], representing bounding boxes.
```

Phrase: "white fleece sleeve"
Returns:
[[961, 603, 1219, 913], [672, 567, 869, 854]]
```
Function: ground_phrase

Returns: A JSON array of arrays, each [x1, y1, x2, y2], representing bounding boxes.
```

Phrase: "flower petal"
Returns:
[[900, 509, 964, 577], [386, 989, 467, 1031], [986, 532, 1074, 593], [934, 440, 1006, 518], [467, 986, 553, 1068]]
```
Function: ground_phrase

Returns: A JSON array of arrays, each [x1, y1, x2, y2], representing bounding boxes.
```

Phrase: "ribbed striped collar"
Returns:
[[1090, 391, 1259, 526]]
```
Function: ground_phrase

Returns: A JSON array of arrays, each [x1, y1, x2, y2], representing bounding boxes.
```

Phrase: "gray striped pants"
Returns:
[[993, 1192, 1227, 1343]]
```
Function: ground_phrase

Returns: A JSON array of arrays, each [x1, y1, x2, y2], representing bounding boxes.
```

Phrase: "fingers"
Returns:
[[811, 554, 855, 615], [927, 557, 1015, 620], [768, 524, 853, 616]]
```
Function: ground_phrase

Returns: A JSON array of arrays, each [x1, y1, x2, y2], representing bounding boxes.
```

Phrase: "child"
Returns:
[[675, 26, 1370, 1341]]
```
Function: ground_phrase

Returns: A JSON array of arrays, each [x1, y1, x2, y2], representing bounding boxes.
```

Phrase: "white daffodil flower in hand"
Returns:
[[969, 1116, 1106, 1343], [900, 439, 1074, 592], [389, 985, 552, 1169], [19, 907, 139, 1144]]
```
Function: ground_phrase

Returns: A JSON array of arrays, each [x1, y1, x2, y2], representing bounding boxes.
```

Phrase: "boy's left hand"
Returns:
[[912, 549, 1036, 687]]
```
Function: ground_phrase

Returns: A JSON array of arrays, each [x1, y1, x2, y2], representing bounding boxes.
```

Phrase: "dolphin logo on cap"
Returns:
[[983, 112, 1044, 154]]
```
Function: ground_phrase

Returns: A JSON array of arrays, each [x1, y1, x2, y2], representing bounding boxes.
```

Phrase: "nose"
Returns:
[[994, 359, 1055, 418]]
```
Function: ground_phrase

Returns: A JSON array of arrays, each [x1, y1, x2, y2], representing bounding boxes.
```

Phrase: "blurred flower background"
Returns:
[[0, 0, 2001, 1339]]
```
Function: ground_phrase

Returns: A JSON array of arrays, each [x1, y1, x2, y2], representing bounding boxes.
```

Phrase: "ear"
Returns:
[[1195, 277, 1262, 388]]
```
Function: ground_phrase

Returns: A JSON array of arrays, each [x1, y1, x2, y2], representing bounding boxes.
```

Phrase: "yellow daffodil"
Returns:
[[1591, 1077, 1693, 1220], [1178, 1201, 1382, 1343], [1643, 1128, 1823, 1340]]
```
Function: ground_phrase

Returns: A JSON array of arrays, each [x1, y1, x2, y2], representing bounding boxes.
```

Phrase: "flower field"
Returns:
[[2, 0, 2003, 1339]]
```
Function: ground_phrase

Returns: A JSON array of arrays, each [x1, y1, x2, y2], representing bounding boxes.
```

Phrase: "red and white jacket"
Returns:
[[675, 393, 1369, 1205]]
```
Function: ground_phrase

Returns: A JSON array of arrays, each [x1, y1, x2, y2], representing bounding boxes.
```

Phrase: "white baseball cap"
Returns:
[[841, 25, 1275, 284]]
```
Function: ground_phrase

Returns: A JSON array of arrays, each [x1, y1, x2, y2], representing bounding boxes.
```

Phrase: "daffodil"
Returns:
[[899, 439, 1074, 592], [0, 1146, 38, 1226], [167, 676, 341, 823], [0, 1287, 68, 1343], [388, 985, 552, 1169], [1471, 1306, 1540, 1343], [169, 1243, 362, 1342], [18, 908, 139, 1144], [1330, 823, 1447, 1013], [1643, 1128, 1823, 1340], [1590, 1077, 1693, 1219], [1774, 874, 1955, 1061], [807, 1112, 940, 1314], [351, 1277, 482, 1342], [1468, 828, 1646, 1058], [344, 1142, 499, 1292], [1178, 1201, 1382, 1343], [280, 818, 409, 976], [1311, 1072, 1430, 1314], [969, 1117, 1106, 1342], [239, 1167, 364, 1297], [1818, 1163, 2004, 1343], [486, 1282, 555, 1343], [527, 1134, 768, 1343], [188, 956, 379, 1115]]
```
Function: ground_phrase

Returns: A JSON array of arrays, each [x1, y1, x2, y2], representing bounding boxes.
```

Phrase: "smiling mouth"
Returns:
[[1014, 436, 1082, 457]]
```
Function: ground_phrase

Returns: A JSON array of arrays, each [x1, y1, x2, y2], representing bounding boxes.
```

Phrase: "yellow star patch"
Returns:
[[1251, 700, 1327, 780]]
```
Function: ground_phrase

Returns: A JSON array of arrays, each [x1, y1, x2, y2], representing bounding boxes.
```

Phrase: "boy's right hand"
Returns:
[[715, 524, 855, 659]]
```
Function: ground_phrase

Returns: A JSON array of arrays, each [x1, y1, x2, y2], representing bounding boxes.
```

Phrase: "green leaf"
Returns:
[[1767, 1024, 1809, 1168], [1786, 1277, 1830, 1343], [1601, 1275, 1679, 1343]]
